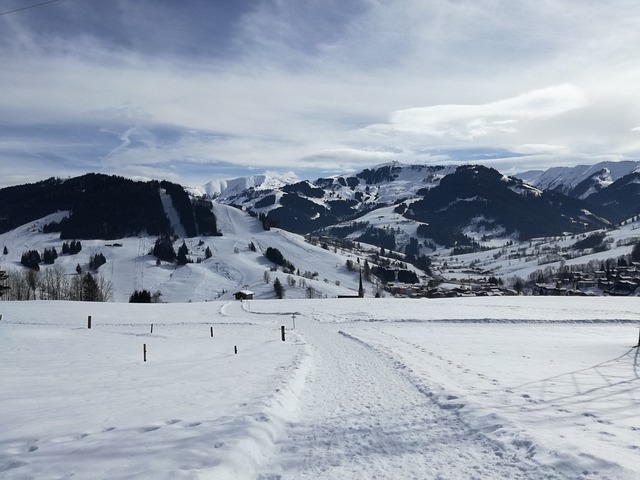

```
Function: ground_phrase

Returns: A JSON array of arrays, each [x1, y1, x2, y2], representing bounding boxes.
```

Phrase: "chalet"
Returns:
[[234, 290, 254, 300]]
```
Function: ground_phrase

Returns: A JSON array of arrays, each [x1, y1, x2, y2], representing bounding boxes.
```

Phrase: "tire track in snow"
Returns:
[[260, 318, 564, 479]]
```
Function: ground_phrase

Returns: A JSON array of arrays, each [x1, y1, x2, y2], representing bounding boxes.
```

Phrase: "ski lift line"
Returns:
[[0, 0, 62, 17]]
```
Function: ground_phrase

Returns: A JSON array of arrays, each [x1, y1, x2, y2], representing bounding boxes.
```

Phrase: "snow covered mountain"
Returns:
[[2, 163, 640, 303], [0, 164, 621, 266], [516, 160, 640, 199], [2, 182, 639, 304], [212, 163, 611, 250], [0, 174, 220, 239], [200, 171, 299, 201], [584, 171, 640, 223], [0, 203, 375, 302]]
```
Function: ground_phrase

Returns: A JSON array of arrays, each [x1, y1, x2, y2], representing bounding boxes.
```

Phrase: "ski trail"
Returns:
[[259, 317, 564, 480], [159, 189, 187, 238]]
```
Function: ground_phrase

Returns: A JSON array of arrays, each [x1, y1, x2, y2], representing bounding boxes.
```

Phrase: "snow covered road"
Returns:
[[261, 316, 565, 479]]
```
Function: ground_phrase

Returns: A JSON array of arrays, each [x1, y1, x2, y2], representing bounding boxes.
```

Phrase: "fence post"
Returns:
[[234, 345, 238, 354], [210, 326, 214, 337], [87, 315, 91, 329], [150, 323, 153, 334], [143, 344, 147, 362], [281, 325, 286, 342]]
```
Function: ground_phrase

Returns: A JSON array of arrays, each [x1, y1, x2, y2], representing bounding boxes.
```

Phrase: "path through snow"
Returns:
[[259, 316, 565, 479]]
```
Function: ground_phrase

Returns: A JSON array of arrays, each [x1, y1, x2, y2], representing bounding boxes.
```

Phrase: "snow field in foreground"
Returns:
[[1, 301, 309, 479], [1, 297, 639, 479]]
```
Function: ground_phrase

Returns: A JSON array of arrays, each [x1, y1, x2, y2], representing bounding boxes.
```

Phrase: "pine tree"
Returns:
[[204, 246, 212, 259], [82, 273, 99, 301], [2, 246, 7, 255], [89, 253, 106, 270], [153, 235, 176, 263], [21, 250, 41, 270], [68, 240, 82, 255], [273, 277, 284, 299], [177, 241, 189, 265], [129, 289, 152, 303]]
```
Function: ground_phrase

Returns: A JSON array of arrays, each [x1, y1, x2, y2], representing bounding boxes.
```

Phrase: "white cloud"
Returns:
[[363, 84, 587, 141], [511, 144, 570, 155], [2, 1, 640, 187]]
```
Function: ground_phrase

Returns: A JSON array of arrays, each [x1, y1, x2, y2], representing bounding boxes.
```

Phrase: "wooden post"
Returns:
[[292, 314, 296, 330], [210, 326, 214, 337], [234, 345, 238, 354], [87, 315, 91, 329], [143, 344, 147, 362], [150, 323, 153, 334], [281, 325, 286, 342]]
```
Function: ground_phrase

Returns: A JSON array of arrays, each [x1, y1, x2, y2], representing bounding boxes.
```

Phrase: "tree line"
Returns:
[[0, 265, 112, 301]]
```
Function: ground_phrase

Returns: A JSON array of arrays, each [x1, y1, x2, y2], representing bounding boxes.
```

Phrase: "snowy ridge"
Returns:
[[200, 172, 299, 200], [517, 160, 640, 198]]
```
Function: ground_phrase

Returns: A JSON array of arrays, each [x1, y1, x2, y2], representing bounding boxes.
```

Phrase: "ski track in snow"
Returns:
[[259, 317, 566, 479]]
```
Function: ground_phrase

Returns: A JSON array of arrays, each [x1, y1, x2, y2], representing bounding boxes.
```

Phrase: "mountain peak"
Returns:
[[201, 171, 300, 200]]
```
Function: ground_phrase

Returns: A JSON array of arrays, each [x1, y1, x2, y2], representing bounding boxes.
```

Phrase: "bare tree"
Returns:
[[95, 274, 113, 302], [6, 270, 28, 300], [40, 265, 68, 300], [25, 269, 39, 300]]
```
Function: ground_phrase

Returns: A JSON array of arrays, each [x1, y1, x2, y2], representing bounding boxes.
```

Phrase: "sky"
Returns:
[[2, 0, 640, 188]]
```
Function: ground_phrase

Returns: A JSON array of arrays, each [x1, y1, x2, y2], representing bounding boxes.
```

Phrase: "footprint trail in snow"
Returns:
[[260, 317, 563, 479]]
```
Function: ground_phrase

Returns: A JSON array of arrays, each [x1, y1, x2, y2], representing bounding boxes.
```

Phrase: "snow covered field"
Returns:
[[1, 297, 639, 479]]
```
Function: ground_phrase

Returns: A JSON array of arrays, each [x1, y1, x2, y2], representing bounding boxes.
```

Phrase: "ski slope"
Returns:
[[1, 297, 639, 479], [0, 204, 367, 302]]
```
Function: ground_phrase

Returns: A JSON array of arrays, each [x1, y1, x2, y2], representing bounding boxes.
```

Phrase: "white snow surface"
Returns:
[[1, 297, 639, 479]]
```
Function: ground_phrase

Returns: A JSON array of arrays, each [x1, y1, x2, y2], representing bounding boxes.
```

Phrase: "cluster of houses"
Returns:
[[381, 265, 640, 298], [384, 282, 518, 299], [535, 266, 640, 296]]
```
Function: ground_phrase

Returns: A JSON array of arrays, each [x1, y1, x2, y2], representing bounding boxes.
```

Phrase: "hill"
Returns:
[[0, 174, 219, 239], [0, 204, 372, 302]]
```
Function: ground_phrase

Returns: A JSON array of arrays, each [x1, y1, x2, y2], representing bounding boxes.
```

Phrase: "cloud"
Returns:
[[363, 84, 588, 140], [2, 1, 640, 188], [511, 144, 570, 155]]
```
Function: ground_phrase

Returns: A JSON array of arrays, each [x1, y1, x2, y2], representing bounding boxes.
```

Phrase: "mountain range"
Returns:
[[202, 161, 640, 253], [2, 161, 640, 302], [2, 161, 640, 255]]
